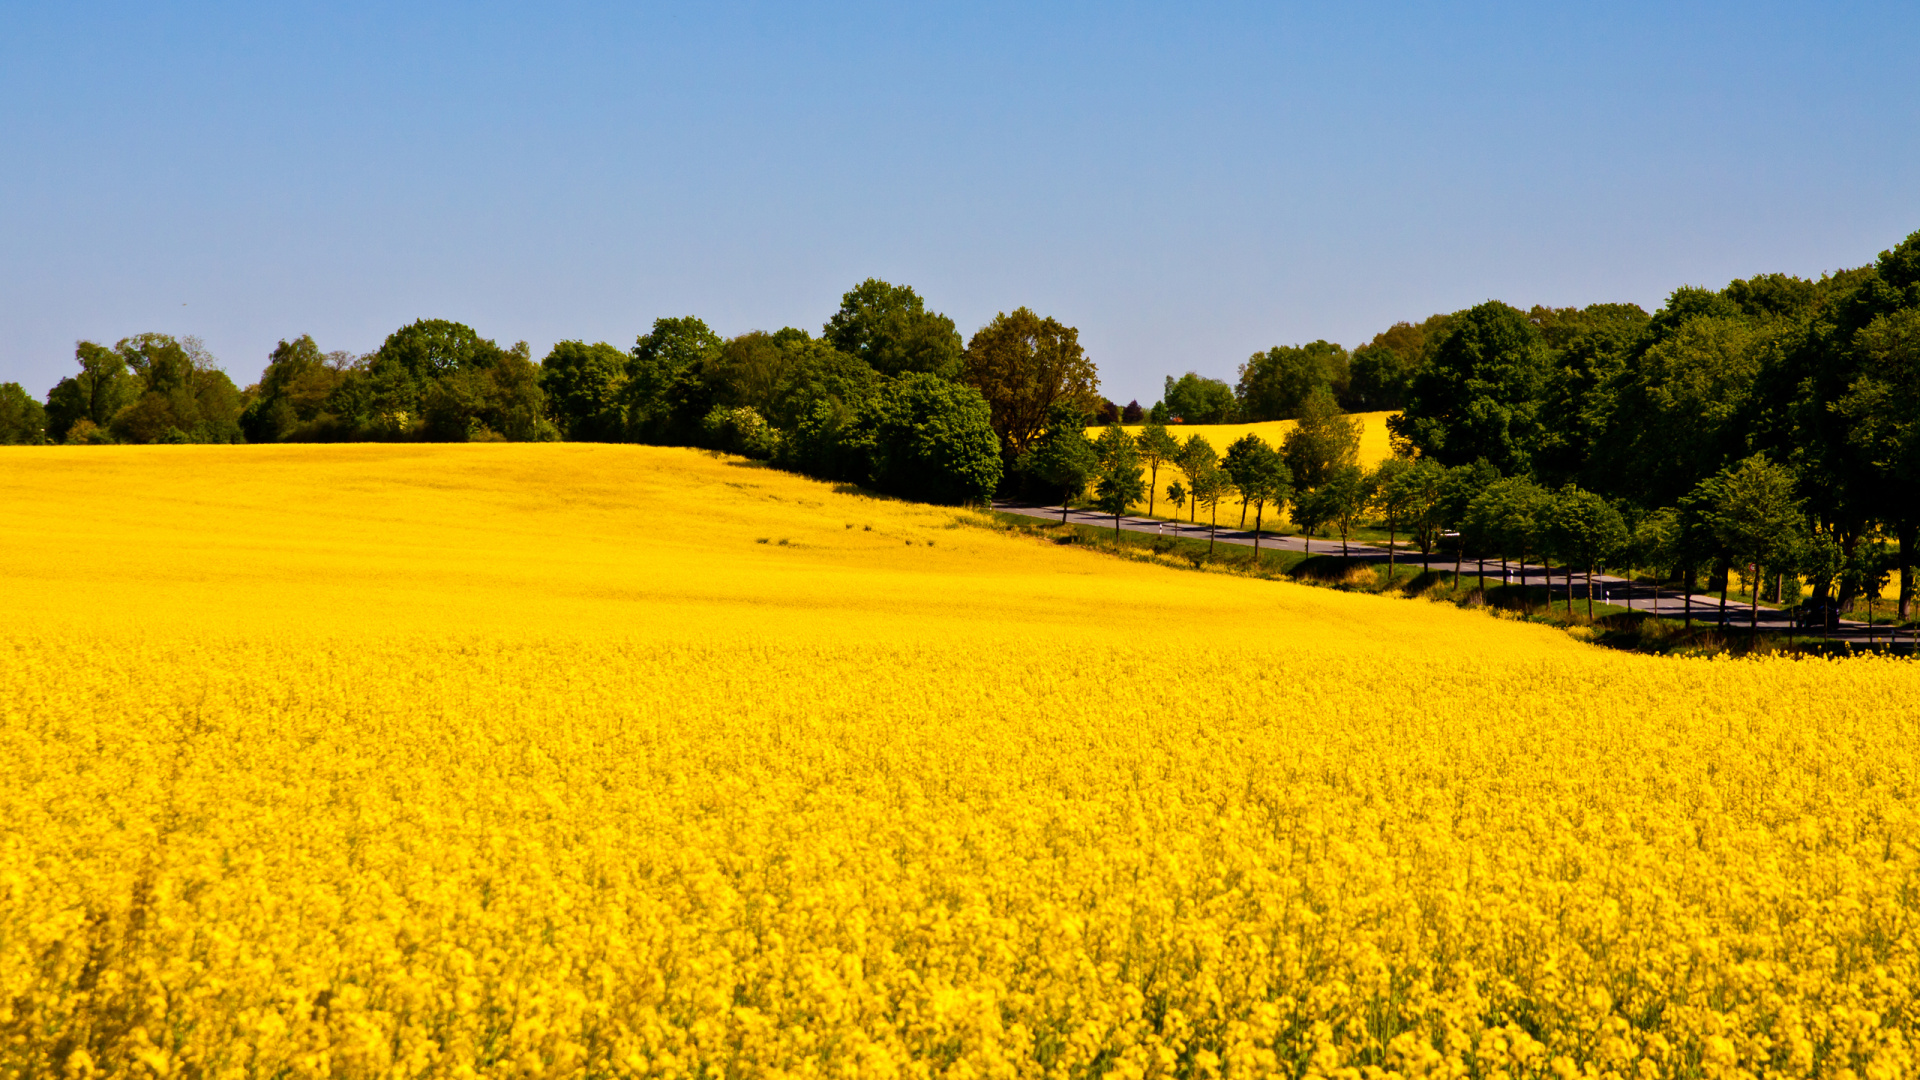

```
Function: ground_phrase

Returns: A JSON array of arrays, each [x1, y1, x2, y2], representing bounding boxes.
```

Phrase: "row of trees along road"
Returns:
[[1017, 228, 1919, 629], [5, 280, 1107, 509]]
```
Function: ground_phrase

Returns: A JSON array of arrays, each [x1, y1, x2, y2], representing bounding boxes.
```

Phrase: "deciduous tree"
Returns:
[[961, 308, 1100, 458], [823, 279, 963, 380]]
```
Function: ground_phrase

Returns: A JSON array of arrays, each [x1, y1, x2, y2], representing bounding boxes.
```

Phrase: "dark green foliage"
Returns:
[[855, 374, 1003, 505], [242, 336, 353, 443], [419, 344, 556, 442], [709, 330, 878, 430], [1160, 372, 1237, 424], [624, 316, 725, 444], [45, 342, 140, 442], [1092, 423, 1146, 534], [1236, 340, 1348, 421], [316, 320, 552, 442], [52, 334, 246, 444], [1389, 301, 1549, 475], [0, 383, 49, 444], [961, 308, 1101, 457], [1028, 404, 1100, 517], [1134, 421, 1180, 516], [1345, 314, 1453, 412], [539, 341, 630, 441], [1548, 484, 1628, 618], [1222, 433, 1291, 553], [701, 405, 780, 459], [823, 279, 963, 380], [1280, 391, 1361, 492]]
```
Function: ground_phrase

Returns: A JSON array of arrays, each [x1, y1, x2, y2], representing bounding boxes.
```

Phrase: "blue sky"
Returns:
[[3, 1, 1916, 404]]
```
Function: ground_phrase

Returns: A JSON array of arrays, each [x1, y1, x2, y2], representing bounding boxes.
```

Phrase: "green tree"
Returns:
[[103, 334, 244, 444], [1165, 480, 1187, 520], [1549, 485, 1628, 620], [1222, 433, 1291, 559], [1175, 435, 1219, 524], [1092, 423, 1147, 537], [1594, 311, 1765, 508], [1290, 483, 1338, 556], [0, 383, 49, 444], [857, 374, 1003, 505], [1389, 301, 1549, 474], [1845, 537, 1892, 644], [1367, 458, 1417, 577], [321, 319, 531, 440], [417, 342, 555, 442], [1280, 391, 1362, 492], [1463, 476, 1550, 600], [1160, 372, 1237, 424], [540, 340, 630, 441], [1321, 464, 1369, 558], [822, 279, 963, 380], [1836, 306, 1920, 620], [1135, 421, 1180, 517], [1383, 456, 1447, 558], [961, 308, 1101, 459], [242, 336, 353, 442], [625, 317, 725, 444], [1708, 455, 1805, 634], [1236, 340, 1349, 420], [1029, 404, 1100, 522], [1437, 461, 1499, 584], [1188, 458, 1234, 557], [44, 341, 141, 442], [1347, 313, 1454, 411], [1629, 506, 1684, 618]]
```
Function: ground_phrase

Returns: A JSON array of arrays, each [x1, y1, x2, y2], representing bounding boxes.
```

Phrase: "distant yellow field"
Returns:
[[1086, 411, 1397, 522], [3, 444, 1917, 1078]]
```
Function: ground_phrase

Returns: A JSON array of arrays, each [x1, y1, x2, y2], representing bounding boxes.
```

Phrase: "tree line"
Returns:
[[1026, 228, 1920, 628], [4, 229, 1912, 627], [0, 280, 1103, 508]]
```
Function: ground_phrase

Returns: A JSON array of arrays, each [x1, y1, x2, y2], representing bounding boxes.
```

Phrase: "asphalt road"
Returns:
[[994, 501, 1914, 651]]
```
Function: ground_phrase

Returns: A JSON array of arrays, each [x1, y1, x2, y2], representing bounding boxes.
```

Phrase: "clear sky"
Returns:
[[4, 1, 1916, 404]]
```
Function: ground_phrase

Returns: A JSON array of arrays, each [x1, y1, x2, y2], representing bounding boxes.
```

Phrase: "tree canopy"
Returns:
[[961, 308, 1100, 458]]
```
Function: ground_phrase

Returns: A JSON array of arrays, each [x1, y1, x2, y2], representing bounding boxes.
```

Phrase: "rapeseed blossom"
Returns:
[[1, 444, 1915, 1078]]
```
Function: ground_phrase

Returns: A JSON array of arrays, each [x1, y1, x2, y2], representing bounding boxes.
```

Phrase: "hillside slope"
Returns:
[[2, 444, 1916, 1079]]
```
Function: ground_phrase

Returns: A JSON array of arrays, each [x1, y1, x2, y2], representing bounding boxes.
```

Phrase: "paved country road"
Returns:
[[993, 501, 1915, 652]]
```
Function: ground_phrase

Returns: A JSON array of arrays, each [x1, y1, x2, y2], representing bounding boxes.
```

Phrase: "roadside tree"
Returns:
[[1549, 484, 1628, 620], [1707, 454, 1805, 633], [1135, 421, 1180, 517], [1223, 433, 1291, 559], [1029, 404, 1100, 522], [1092, 423, 1146, 538]]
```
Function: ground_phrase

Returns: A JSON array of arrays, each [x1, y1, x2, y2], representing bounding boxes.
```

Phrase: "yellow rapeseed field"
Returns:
[[3, 443, 1917, 1079], [1089, 413, 1397, 523]]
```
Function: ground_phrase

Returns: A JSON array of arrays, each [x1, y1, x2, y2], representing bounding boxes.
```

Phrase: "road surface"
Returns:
[[993, 501, 1911, 650]]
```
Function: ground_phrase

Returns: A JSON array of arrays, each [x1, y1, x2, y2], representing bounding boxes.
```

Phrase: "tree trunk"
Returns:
[[1750, 566, 1760, 636], [1060, 489, 1071, 524], [1586, 562, 1595, 621], [1453, 536, 1462, 587], [1147, 464, 1158, 517], [1239, 500, 1247, 528], [1684, 564, 1693, 629], [1719, 562, 1730, 628], [1518, 542, 1529, 612], [1252, 502, 1263, 560], [1388, 516, 1397, 582], [1115, 508, 1122, 540], [1900, 519, 1916, 621], [1209, 503, 1218, 558]]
